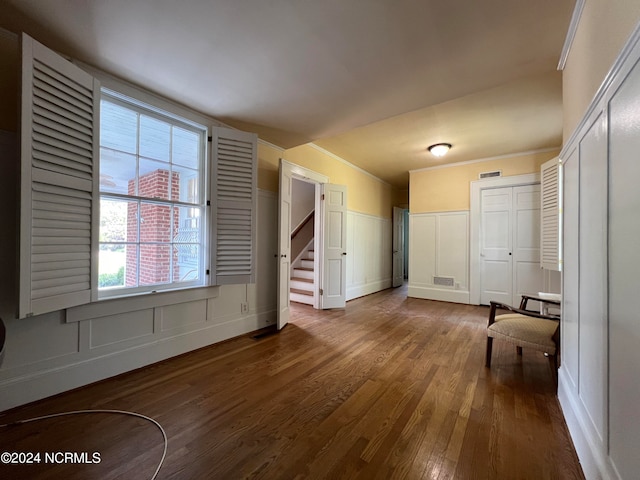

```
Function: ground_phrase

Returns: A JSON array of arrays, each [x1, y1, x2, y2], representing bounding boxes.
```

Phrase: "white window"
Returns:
[[19, 33, 257, 318], [98, 91, 207, 297]]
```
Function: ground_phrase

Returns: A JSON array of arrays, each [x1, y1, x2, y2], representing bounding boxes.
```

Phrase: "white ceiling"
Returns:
[[0, 0, 575, 188]]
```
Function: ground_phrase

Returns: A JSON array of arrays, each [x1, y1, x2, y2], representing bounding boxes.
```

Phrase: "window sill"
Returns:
[[66, 285, 220, 323]]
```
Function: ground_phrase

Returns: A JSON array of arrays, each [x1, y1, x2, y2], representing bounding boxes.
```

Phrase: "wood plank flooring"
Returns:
[[0, 286, 584, 479]]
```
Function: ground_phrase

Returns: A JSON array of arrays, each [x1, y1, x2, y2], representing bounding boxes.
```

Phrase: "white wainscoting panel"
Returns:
[[346, 211, 392, 301], [608, 53, 640, 479], [2, 310, 79, 369], [561, 147, 580, 392], [577, 112, 608, 447], [90, 309, 154, 349], [408, 211, 470, 303], [557, 20, 640, 480], [160, 299, 208, 332], [0, 189, 278, 411]]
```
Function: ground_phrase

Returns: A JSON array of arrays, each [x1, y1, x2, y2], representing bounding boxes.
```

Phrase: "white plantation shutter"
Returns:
[[19, 34, 99, 318], [540, 157, 561, 271], [211, 127, 257, 285]]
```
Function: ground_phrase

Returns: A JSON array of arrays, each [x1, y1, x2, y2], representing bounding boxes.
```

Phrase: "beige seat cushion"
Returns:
[[488, 313, 559, 354]]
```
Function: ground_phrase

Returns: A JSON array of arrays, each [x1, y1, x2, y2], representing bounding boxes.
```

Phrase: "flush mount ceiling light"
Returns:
[[428, 143, 452, 157]]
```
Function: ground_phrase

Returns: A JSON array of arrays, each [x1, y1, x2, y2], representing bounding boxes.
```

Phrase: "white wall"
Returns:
[[0, 189, 278, 411], [291, 178, 315, 231], [407, 211, 470, 304], [559, 22, 640, 480], [346, 211, 392, 300]]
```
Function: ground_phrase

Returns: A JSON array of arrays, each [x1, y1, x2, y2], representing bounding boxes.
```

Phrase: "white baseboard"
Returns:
[[0, 310, 275, 412], [407, 285, 470, 304], [558, 368, 620, 480], [347, 279, 392, 301]]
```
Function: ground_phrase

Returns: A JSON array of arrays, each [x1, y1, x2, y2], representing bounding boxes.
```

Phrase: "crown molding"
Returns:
[[258, 138, 285, 152], [557, 0, 586, 71]]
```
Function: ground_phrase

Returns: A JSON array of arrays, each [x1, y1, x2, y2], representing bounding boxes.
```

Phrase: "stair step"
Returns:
[[306, 250, 314, 260], [290, 288, 313, 296], [290, 291, 314, 305], [301, 259, 314, 268], [291, 277, 314, 291], [293, 267, 314, 280]]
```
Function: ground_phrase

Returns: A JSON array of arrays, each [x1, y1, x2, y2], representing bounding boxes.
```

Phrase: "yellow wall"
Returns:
[[563, 1, 640, 140], [283, 144, 395, 219], [409, 149, 559, 214], [257, 141, 282, 192]]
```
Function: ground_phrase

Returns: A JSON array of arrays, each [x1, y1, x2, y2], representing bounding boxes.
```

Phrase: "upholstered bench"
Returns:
[[485, 298, 560, 374]]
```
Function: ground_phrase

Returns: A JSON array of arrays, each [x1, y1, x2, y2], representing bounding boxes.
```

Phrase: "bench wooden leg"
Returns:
[[485, 337, 493, 367]]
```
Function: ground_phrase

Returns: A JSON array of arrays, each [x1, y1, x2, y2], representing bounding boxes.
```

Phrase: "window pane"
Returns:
[[172, 127, 200, 169], [100, 198, 138, 242], [140, 202, 172, 242], [140, 115, 170, 162], [98, 244, 126, 288], [173, 206, 202, 242], [101, 101, 137, 154], [139, 160, 173, 201], [125, 244, 139, 287], [140, 244, 171, 286], [173, 165, 200, 203], [99, 90, 206, 297], [173, 245, 200, 283], [100, 148, 137, 195]]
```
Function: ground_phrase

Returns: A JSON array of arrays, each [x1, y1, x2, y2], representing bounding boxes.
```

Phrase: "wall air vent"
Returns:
[[433, 276, 455, 287], [479, 170, 502, 179]]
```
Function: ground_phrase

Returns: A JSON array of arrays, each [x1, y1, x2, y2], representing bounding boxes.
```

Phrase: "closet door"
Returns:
[[480, 184, 542, 306], [512, 184, 543, 307], [480, 187, 513, 305]]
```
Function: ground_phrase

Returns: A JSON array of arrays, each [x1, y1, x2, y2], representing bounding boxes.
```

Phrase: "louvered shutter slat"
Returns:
[[20, 33, 98, 318], [211, 127, 257, 285], [540, 157, 561, 271]]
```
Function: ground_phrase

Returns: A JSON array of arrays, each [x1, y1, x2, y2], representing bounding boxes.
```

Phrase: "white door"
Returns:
[[392, 207, 405, 287], [512, 185, 543, 308], [320, 184, 347, 309], [480, 188, 513, 305], [277, 163, 292, 329], [480, 184, 543, 306]]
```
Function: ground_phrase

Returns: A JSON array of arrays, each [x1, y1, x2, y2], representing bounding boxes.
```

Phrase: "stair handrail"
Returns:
[[291, 210, 314, 240]]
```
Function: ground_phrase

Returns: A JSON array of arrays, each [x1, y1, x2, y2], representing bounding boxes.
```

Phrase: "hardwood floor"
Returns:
[[0, 286, 584, 479]]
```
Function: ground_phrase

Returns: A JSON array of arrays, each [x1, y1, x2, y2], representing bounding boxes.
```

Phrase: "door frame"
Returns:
[[469, 173, 540, 305], [279, 159, 329, 312]]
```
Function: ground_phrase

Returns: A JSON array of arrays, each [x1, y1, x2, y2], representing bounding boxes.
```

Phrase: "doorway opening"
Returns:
[[277, 159, 348, 330], [289, 177, 318, 307]]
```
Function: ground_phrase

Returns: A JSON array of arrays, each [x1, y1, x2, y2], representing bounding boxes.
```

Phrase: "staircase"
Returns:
[[290, 248, 315, 305]]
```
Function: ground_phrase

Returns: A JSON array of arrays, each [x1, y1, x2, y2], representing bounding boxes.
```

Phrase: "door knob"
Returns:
[[281, 254, 287, 258], [342, 252, 347, 256]]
